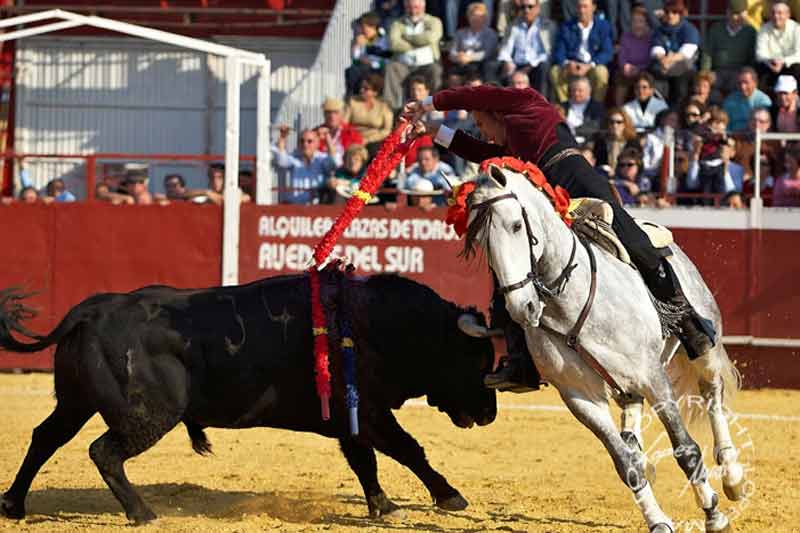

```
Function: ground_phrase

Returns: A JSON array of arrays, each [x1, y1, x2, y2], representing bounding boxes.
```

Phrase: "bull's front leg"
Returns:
[[367, 411, 468, 511], [338, 438, 401, 517]]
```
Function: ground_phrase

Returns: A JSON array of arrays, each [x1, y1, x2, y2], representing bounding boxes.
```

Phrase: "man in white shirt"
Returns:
[[755, 1, 800, 92], [560, 76, 606, 142], [495, 0, 555, 92]]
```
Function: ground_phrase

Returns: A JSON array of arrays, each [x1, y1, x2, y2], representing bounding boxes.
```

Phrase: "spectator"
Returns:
[[404, 176, 440, 210], [642, 108, 681, 177], [123, 171, 153, 205], [561, 76, 606, 143], [772, 144, 800, 205], [614, 6, 654, 106], [650, 0, 700, 105], [613, 147, 656, 205], [593, 107, 639, 177], [734, 107, 778, 179], [19, 186, 39, 204], [449, 2, 498, 79], [771, 74, 800, 132], [723, 66, 772, 132], [550, 0, 613, 103], [742, 150, 777, 204], [164, 174, 187, 201], [701, 0, 758, 98], [384, 0, 443, 110], [509, 70, 531, 88], [688, 70, 721, 107], [623, 71, 670, 132], [755, 1, 800, 92], [686, 111, 745, 204], [44, 178, 76, 203], [408, 76, 445, 122], [238, 169, 255, 199], [327, 143, 369, 204], [561, 0, 663, 39], [347, 12, 391, 96], [317, 97, 364, 166], [495, 0, 554, 93], [677, 99, 709, 152], [272, 127, 336, 205], [405, 146, 453, 205], [346, 73, 395, 156], [96, 174, 133, 204]]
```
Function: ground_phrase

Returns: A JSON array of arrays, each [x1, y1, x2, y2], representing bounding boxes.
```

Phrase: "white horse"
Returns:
[[460, 163, 746, 533]]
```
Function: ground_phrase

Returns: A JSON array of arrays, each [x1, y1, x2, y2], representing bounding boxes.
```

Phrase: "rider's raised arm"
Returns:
[[425, 85, 548, 114], [433, 126, 505, 164]]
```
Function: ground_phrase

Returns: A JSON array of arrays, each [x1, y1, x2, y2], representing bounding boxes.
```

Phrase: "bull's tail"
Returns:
[[0, 287, 81, 353]]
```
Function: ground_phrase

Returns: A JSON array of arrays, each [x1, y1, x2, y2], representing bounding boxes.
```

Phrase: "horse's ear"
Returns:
[[488, 164, 507, 188]]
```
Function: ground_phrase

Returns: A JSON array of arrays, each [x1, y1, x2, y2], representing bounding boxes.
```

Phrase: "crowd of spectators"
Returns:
[[269, 0, 800, 208], [5, 0, 800, 208]]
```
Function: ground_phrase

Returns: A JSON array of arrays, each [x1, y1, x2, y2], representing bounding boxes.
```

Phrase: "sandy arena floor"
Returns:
[[0, 373, 797, 533]]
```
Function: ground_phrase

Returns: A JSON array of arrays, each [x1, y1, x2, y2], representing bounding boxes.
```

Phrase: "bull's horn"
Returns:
[[458, 314, 492, 338]]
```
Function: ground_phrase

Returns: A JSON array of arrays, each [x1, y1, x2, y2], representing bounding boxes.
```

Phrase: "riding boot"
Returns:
[[483, 321, 542, 393], [642, 258, 717, 360]]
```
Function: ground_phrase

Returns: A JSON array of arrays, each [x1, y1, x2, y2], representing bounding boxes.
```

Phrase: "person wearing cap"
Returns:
[[494, 0, 554, 93], [771, 74, 800, 132], [402, 84, 718, 392], [700, 0, 757, 96], [316, 97, 364, 167], [756, 1, 800, 92], [649, 0, 701, 105], [723, 66, 772, 132], [405, 146, 453, 206], [549, 0, 613, 103]]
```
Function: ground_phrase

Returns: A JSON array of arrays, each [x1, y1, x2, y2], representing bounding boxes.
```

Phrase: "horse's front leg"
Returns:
[[559, 387, 674, 533], [618, 394, 658, 485], [365, 411, 468, 511]]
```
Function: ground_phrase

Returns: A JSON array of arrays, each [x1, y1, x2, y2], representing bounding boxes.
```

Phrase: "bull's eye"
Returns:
[[512, 221, 523, 233]]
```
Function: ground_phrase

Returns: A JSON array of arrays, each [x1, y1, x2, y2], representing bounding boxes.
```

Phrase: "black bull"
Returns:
[[0, 271, 498, 524]]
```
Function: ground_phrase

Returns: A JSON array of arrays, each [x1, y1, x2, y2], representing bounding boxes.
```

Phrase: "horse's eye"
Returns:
[[512, 221, 523, 233]]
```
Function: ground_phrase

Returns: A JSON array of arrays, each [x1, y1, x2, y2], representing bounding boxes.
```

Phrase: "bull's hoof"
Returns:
[[0, 493, 24, 520], [127, 508, 157, 525], [649, 523, 674, 533], [435, 493, 468, 512], [367, 492, 400, 518]]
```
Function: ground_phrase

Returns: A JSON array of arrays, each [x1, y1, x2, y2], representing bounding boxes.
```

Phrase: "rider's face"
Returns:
[[473, 111, 506, 145]]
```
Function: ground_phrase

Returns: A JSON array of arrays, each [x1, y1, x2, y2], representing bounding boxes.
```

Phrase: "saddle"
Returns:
[[568, 198, 673, 265]]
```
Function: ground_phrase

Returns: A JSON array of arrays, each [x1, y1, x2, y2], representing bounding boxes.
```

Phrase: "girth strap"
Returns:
[[539, 238, 631, 400]]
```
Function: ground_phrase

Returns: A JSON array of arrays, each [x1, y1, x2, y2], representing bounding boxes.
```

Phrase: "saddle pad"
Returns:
[[569, 198, 631, 264], [635, 219, 674, 249]]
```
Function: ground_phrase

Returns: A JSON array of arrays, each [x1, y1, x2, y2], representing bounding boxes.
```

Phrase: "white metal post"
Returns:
[[222, 57, 242, 286], [256, 61, 273, 205]]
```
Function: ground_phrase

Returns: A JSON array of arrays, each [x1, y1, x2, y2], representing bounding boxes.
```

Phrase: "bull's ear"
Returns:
[[488, 164, 507, 188]]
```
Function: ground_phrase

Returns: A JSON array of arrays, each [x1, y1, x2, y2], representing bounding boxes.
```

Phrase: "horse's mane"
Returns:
[[462, 177, 494, 261]]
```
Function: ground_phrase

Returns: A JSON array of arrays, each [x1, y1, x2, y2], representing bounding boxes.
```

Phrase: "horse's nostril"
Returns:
[[526, 301, 535, 313]]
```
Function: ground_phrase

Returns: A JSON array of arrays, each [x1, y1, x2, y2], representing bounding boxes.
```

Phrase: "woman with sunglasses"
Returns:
[[593, 107, 640, 178], [613, 147, 655, 206], [403, 84, 717, 391]]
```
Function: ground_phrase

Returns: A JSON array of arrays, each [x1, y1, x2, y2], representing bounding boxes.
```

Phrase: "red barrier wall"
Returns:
[[1, 204, 798, 388]]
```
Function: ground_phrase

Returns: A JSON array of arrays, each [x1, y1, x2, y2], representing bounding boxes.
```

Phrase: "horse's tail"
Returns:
[[667, 342, 741, 426], [0, 287, 83, 353]]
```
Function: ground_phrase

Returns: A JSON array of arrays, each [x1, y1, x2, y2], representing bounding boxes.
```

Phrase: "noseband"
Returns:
[[468, 192, 577, 299]]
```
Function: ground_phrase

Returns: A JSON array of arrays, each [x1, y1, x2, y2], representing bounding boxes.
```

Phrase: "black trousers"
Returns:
[[542, 150, 663, 273]]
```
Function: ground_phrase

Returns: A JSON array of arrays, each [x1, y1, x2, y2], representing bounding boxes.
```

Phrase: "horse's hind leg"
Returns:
[[560, 389, 673, 533], [698, 374, 748, 501], [2, 402, 95, 519], [644, 373, 732, 533]]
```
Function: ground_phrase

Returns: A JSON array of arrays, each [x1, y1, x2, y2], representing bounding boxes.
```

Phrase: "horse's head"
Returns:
[[464, 164, 549, 328]]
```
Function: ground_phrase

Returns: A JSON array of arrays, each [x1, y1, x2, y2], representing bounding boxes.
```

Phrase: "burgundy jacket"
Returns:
[[432, 86, 564, 165]]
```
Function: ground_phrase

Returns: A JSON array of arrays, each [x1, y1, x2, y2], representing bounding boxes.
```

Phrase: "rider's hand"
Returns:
[[401, 99, 433, 123]]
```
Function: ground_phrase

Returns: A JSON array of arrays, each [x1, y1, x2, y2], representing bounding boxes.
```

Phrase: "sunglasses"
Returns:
[[666, 9, 682, 14], [522, 4, 538, 9], [686, 111, 701, 117], [302, 139, 317, 144], [609, 119, 624, 124], [618, 162, 637, 167]]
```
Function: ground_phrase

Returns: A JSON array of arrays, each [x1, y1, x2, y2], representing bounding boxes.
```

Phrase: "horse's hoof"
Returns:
[[649, 523, 674, 533], [435, 493, 468, 512], [707, 521, 734, 533], [0, 494, 24, 520], [368, 493, 401, 518], [723, 479, 747, 502], [706, 508, 732, 533]]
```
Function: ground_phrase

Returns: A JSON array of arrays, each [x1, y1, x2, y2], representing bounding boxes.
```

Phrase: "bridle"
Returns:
[[468, 191, 577, 300], [467, 188, 633, 400]]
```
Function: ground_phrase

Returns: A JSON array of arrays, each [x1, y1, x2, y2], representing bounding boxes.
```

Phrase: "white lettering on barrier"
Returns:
[[259, 242, 426, 274], [258, 215, 458, 241]]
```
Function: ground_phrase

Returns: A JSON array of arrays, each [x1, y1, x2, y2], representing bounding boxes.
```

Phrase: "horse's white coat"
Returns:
[[468, 165, 747, 532]]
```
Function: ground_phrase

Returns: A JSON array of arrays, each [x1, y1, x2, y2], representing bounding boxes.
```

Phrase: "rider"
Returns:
[[403, 85, 716, 392]]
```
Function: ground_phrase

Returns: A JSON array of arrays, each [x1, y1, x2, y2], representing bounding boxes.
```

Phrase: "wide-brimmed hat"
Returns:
[[400, 178, 444, 196]]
